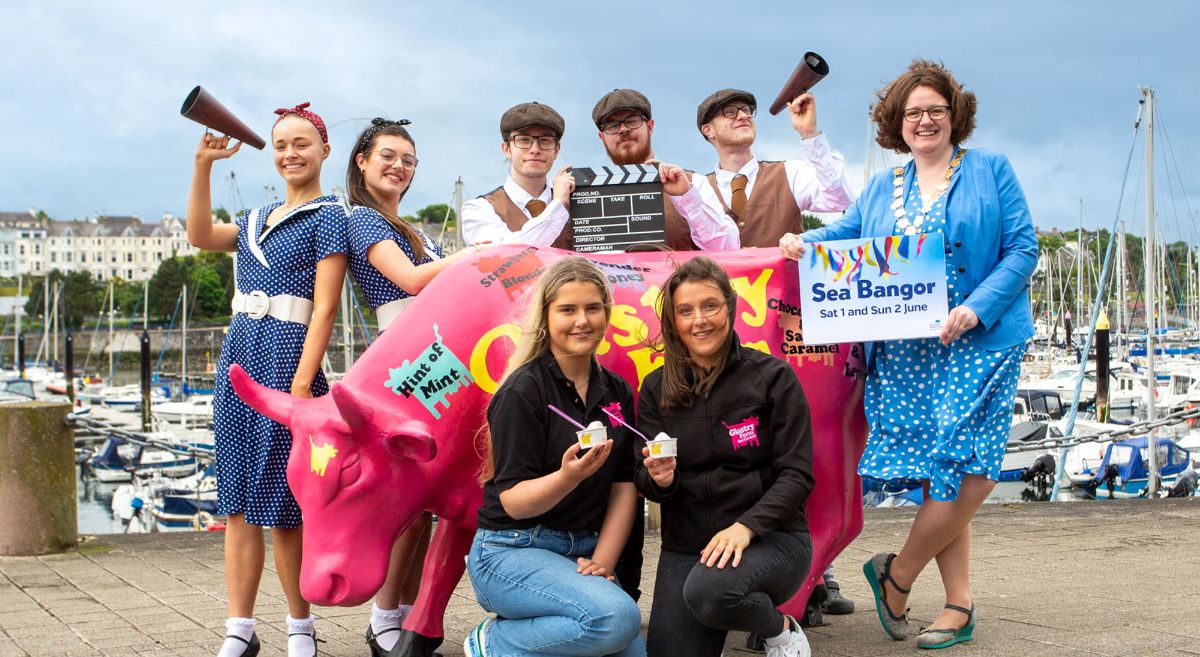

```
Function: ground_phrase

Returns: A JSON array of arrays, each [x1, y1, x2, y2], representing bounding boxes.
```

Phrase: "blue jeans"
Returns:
[[466, 527, 646, 657]]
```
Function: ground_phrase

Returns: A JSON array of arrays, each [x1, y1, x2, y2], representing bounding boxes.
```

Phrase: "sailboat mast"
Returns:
[[1077, 199, 1084, 323], [181, 283, 187, 398], [1142, 87, 1159, 495], [341, 277, 352, 372], [108, 279, 114, 382], [13, 276, 20, 367], [1113, 221, 1123, 342]]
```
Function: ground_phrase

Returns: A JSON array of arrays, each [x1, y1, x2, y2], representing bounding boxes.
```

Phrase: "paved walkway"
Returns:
[[3, 499, 1198, 656]]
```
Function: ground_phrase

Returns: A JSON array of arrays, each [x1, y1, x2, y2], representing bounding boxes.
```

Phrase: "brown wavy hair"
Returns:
[[656, 256, 737, 409], [872, 59, 977, 154], [346, 120, 427, 261]]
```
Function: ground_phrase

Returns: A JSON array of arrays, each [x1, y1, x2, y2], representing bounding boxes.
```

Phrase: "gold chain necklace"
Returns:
[[891, 148, 967, 236]]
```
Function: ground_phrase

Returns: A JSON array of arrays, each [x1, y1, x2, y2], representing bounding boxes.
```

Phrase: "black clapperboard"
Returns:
[[569, 164, 666, 253]]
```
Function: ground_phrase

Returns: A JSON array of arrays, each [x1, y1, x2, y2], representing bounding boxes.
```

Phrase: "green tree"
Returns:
[[195, 251, 234, 308], [213, 207, 232, 223], [190, 267, 226, 317], [148, 257, 190, 320], [415, 204, 456, 227], [801, 213, 824, 232], [22, 270, 103, 330]]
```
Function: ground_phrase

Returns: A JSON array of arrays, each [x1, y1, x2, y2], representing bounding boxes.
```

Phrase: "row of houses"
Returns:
[[0, 210, 201, 282]]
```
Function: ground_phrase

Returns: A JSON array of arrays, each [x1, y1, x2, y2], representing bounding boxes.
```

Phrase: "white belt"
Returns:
[[232, 291, 314, 326], [375, 297, 412, 331]]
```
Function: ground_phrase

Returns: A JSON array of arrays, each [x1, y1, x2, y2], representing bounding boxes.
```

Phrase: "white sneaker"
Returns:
[[463, 617, 492, 657], [765, 615, 811, 657]]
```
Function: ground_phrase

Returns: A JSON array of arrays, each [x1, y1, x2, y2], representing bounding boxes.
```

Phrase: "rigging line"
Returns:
[[1050, 107, 1142, 500], [1153, 104, 1200, 246], [1155, 108, 1188, 248]]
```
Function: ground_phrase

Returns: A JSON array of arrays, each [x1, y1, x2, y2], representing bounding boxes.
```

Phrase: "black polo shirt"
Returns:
[[478, 353, 637, 532]]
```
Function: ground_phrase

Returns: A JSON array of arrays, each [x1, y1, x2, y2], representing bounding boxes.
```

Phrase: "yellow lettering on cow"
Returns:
[[470, 323, 521, 395], [609, 304, 649, 347], [731, 269, 772, 327], [641, 284, 663, 316], [626, 345, 665, 390], [308, 435, 338, 477], [742, 339, 771, 355]]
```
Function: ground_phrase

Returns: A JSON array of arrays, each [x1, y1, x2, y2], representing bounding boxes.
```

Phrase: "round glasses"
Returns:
[[509, 135, 559, 150], [720, 104, 756, 119], [377, 150, 418, 170], [903, 106, 950, 122], [600, 115, 647, 135]]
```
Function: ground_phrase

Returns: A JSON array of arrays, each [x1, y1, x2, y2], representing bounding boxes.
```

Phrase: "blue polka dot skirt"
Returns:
[[859, 179, 1026, 502], [214, 197, 349, 528]]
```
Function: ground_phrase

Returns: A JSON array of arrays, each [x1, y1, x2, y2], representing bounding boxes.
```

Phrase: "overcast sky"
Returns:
[[4, 1, 1198, 242]]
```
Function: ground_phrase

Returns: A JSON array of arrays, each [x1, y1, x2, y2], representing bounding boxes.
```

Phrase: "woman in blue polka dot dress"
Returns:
[[780, 61, 1037, 650], [343, 118, 485, 657], [186, 103, 348, 657]]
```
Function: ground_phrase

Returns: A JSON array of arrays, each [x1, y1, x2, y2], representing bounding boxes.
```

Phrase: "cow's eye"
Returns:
[[339, 454, 362, 489]]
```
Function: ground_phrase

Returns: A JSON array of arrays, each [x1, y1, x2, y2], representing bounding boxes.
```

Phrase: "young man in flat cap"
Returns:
[[462, 102, 574, 248], [695, 89, 852, 247], [592, 88, 739, 251]]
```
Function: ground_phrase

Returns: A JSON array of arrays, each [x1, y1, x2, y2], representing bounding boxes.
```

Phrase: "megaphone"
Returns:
[[768, 52, 829, 116], [180, 86, 266, 150]]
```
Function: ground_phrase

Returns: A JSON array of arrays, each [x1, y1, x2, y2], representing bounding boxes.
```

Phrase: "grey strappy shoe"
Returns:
[[862, 552, 910, 640], [917, 604, 976, 649]]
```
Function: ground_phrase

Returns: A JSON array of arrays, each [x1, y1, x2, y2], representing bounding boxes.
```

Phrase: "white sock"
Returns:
[[218, 617, 255, 657], [763, 618, 792, 647], [287, 614, 316, 657], [370, 603, 410, 651]]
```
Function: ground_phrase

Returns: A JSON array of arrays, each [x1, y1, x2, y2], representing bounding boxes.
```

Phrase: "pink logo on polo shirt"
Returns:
[[723, 416, 761, 451], [601, 401, 625, 427]]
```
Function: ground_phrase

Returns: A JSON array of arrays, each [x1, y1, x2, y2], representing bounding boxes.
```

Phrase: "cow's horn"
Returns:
[[331, 382, 372, 431], [228, 364, 299, 425]]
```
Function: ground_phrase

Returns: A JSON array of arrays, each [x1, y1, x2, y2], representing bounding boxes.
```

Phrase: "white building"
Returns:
[[0, 210, 199, 281]]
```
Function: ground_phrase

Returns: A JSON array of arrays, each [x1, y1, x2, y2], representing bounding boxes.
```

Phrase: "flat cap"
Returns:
[[500, 102, 565, 139], [696, 88, 757, 133], [592, 89, 652, 127]]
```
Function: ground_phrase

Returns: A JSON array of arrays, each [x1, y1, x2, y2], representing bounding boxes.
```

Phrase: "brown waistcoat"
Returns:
[[705, 161, 804, 248], [663, 177, 700, 251], [481, 186, 574, 250]]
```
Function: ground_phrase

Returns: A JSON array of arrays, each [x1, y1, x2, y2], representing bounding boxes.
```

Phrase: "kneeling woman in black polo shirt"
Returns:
[[465, 257, 645, 657], [637, 256, 814, 657]]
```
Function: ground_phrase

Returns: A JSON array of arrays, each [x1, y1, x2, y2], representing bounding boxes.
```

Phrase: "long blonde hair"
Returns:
[[503, 256, 613, 382], [479, 256, 613, 484]]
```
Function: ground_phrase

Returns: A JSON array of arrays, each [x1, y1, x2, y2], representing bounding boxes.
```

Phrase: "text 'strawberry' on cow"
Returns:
[[230, 244, 867, 656]]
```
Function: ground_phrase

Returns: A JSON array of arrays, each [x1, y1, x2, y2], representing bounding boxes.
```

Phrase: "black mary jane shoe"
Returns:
[[225, 632, 261, 657], [289, 628, 324, 657], [366, 624, 402, 657]]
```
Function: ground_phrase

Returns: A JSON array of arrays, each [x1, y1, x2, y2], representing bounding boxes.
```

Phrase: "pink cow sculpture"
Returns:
[[230, 244, 867, 656]]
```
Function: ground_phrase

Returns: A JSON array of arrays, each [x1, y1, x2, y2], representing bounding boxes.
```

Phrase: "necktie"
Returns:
[[730, 174, 748, 217], [525, 199, 547, 217]]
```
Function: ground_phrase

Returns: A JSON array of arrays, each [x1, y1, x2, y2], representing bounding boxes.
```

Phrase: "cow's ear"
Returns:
[[385, 421, 437, 463]]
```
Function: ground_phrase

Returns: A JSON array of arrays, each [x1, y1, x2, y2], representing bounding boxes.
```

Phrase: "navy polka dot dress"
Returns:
[[213, 196, 349, 528], [860, 169, 1026, 502], [347, 205, 442, 317]]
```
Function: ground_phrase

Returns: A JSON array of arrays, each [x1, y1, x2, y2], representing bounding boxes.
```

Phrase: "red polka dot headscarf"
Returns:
[[273, 102, 328, 144]]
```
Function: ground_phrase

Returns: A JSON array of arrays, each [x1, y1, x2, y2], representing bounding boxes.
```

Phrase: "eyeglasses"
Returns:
[[377, 150, 419, 170], [509, 134, 559, 150], [675, 301, 726, 321], [903, 106, 950, 122], [599, 115, 647, 135], [720, 104, 756, 119]]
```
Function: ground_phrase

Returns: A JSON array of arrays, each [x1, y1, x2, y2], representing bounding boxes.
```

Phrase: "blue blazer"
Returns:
[[802, 148, 1037, 362]]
